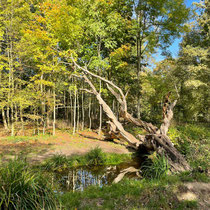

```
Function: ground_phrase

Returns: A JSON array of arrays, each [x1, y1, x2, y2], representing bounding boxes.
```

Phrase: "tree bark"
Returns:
[[2, 107, 8, 131], [53, 88, 56, 136], [73, 88, 77, 135]]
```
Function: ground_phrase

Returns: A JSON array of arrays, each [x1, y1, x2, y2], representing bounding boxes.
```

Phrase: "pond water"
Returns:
[[51, 158, 142, 192]]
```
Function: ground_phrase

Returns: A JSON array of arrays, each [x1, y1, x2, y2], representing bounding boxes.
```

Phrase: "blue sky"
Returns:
[[157, 0, 200, 61]]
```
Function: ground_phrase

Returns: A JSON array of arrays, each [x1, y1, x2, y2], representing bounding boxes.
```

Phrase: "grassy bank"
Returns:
[[41, 147, 133, 171], [60, 176, 199, 209]]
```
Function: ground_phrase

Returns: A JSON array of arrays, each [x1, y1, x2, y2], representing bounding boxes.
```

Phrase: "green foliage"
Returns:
[[177, 124, 210, 141], [85, 146, 106, 166], [42, 148, 132, 171], [60, 177, 199, 209], [3, 134, 52, 143], [179, 170, 209, 183], [0, 158, 57, 210], [168, 124, 210, 176], [43, 154, 69, 171], [141, 153, 170, 179], [125, 124, 146, 136]]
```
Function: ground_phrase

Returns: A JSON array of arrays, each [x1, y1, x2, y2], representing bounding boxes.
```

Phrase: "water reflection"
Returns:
[[51, 159, 142, 192]]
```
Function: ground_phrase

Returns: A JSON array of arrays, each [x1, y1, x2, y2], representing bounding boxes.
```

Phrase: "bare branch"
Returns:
[[70, 55, 127, 102], [80, 88, 94, 94], [175, 84, 180, 98]]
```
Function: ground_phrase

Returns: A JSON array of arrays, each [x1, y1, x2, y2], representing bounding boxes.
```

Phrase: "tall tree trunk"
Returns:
[[89, 96, 92, 130], [2, 108, 8, 131], [53, 88, 56, 136], [69, 89, 73, 127], [11, 102, 14, 136], [73, 88, 77, 135], [99, 80, 102, 136], [81, 85, 85, 130], [20, 106, 24, 135], [77, 90, 80, 132]]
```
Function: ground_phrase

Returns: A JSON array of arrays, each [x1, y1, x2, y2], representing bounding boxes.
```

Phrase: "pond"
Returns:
[[51, 158, 142, 192]]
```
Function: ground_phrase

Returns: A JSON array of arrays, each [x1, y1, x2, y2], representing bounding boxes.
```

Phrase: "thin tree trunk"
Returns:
[[2, 108, 8, 130], [7, 106, 10, 128], [53, 88, 56, 136], [69, 89, 73, 127], [99, 80, 102, 136], [73, 88, 77, 135], [11, 103, 14, 136], [81, 86, 85, 130], [77, 89, 80, 132], [20, 107, 24, 135], [89, 96, 92, 130]]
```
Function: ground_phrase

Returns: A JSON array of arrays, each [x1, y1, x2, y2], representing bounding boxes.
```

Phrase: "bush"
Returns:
[[43, 154, 69, 171], [0, 158, 57, 210], [85, 147, 106, 166], [141, 153, 170, 179]]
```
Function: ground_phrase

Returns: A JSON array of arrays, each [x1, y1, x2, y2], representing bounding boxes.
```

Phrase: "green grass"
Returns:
[[59, 176, 199, 209], [141, 152, 170, 179], [3, 134, 54, 143], [42, 147, 132, 171], [0, 158, 58, 210]]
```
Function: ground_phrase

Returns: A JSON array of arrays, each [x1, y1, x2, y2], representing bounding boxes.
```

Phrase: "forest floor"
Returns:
[[0, 128, 130, 162]]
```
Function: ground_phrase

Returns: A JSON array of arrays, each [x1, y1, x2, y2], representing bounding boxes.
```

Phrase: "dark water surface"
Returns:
[[52, 158, 142, 192]]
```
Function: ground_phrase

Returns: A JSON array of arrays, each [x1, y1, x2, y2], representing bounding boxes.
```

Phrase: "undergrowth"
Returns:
[[141, 152, 170, 179], [0, 158, 57, 210], [168, 123, 210, 175], [42, 147, 132, 171]]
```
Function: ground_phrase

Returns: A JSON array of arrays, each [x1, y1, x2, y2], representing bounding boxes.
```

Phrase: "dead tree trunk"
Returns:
[[82, 74, 142, 149], [70, 58, 190, 172]]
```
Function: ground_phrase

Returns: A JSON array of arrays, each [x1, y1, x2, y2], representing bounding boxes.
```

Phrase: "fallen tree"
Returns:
[[70, 57, 190, 172]]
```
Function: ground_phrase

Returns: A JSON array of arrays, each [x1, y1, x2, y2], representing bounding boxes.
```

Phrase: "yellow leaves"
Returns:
[[184, 80, 207, 89], [35, 15, 46, 24], [110, 44, 131, 59], [35, 79, 54, 87], [118, 62, 128, 68]]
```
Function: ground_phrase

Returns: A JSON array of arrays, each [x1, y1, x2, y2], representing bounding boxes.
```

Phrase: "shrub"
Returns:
[[0, 158, 57, 210], [141, 152, 170, 179], [43, 154, 69, 171], [85, 147, 106, 166]]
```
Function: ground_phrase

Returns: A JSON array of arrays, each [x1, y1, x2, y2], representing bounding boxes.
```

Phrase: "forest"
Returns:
[[0, 0, 209, 209]]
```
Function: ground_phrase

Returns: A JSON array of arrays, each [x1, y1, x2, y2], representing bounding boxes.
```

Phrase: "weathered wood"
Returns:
[[82, 74, 142, 149], [159, 93, 177, 135], [113, 167, 142, 183], [145, 134, 191, 172]]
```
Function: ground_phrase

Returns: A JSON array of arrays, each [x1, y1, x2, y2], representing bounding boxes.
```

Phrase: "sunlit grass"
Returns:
[[42, 147, 132, 171], [0, 158, 57, 209]]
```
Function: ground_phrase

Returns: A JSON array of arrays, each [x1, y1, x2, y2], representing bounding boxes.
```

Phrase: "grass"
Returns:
[[42, 147, 132, 171], [59, 176, 199, 209], [3, 134, 54, 143], [0, 158, 58, 210], [141, 152, 170, 179]]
